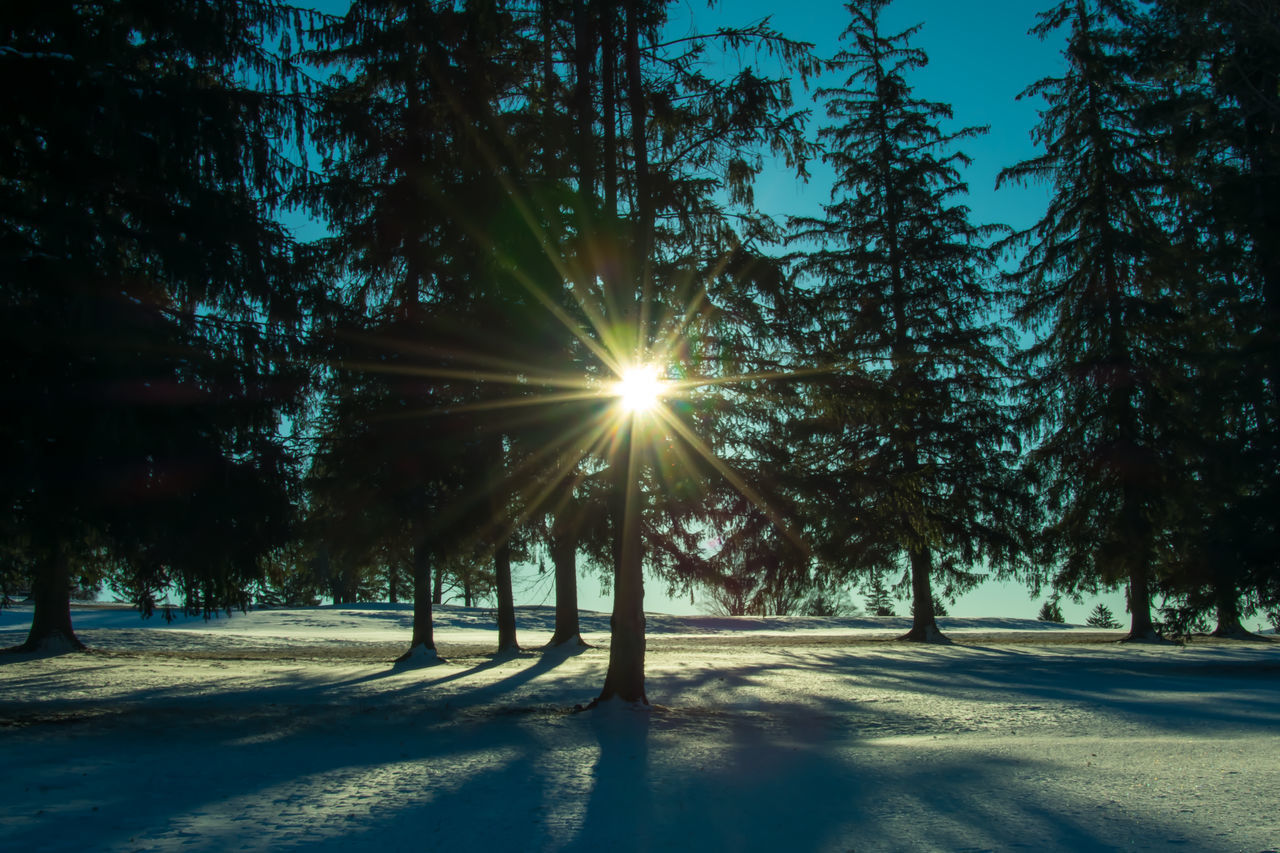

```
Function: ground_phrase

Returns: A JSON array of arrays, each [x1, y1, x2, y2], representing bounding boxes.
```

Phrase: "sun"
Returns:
[[614, 364, 665, 414]]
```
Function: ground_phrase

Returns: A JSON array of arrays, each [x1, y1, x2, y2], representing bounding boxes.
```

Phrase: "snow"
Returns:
[[2, 604, 1278, 852], [0, 46, 76, 61]]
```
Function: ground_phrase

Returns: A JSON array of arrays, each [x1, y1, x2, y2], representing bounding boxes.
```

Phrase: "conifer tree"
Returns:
[[1135, 0, 1280, 636], [303, 0, 564, 657], [788, 0, 1022, 643], [1086, 602, 1120, 628], [865, 568, 896, 617], [999, 0, 1186, 642], [1, 1, 311, 652], [1038, 595, 1065, 623], [567, 1, 817, 702]]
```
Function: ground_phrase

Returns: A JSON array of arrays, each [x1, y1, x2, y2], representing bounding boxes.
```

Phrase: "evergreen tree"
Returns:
[[542, 0, 817, 704], [1, 1, 311, 652], [788, 0, 1023, 643], [865, 567, 896, 617], [1086, 602, 1120, 628], [999, 0, 1185, 642], [1135, 0, 1280, 636], [1038, 595, 1065, 622], [803, 583, 859, 617], [302, 0, 564, 657]]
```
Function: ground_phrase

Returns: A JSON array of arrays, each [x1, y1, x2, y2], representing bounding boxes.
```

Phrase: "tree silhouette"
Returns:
[[1135, 0, 1280, 637], [788, 0, 1023, 643], [1086, 603, 1120, 629], [2, 0, 310, 652], [1038, 595, 1065, 623], [1000, 0, 1185, 642]]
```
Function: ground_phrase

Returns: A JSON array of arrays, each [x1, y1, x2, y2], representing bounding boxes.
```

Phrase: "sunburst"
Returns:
[[613, 364, 666, 414]]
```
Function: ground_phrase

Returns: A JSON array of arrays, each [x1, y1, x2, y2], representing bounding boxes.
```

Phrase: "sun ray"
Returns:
[[650, 402, 808, 554], [469, 414, 621, 569], [333, 358, 603, 391]]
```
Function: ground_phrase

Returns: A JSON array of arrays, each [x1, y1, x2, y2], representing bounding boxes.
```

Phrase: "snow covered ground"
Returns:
[[2, 604, 1278, 852]]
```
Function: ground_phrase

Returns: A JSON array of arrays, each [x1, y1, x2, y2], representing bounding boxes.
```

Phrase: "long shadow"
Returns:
[[554, 693, 1221, 852], [4, 642, 1276, 852], [564, 706, 655, 852], [794, 644, 1280, 734]]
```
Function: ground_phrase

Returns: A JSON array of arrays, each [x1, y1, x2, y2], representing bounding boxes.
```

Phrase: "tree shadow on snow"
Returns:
[[4, 642, 1278, 852]]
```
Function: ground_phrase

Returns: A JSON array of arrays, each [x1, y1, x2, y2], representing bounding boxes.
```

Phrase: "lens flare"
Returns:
[[614, 365, 664, 414]]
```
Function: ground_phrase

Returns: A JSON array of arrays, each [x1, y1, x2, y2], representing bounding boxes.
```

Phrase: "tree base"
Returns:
[[394, 643, 445, 665], [897, 623, 950, 643], [495, 640, 522, 656], [545, 634, 591, 652], [575, 695, 652, 713], [1210, 626, 1270, 641], [3, 631, 87, 656], [1117, 629, 1169, 644]]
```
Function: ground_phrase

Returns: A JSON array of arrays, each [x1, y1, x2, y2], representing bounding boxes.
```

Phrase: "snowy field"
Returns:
[[2, 604, 1278, 853]]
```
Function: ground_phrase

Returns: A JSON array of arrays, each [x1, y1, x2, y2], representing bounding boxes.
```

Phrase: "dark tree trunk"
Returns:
[[397, 539, 436, 661], [593, 7, 651, 706], [601, 1, 617, 218], [1211, 584, 1259, 638], [898, 547, 946, 643], [432, 560, 443, 605], [596, 422, 647, 704], [464, 579, 474, 609], [624, 2, 652, 281], [1120, 560, 1159, 641], [572, 0, 596, 207], [490, 436, 519, 652], [10, 542, 84, 654], [388, 562, 399, 604], [494, 536, 519, 652], [548, 517, 584, 647]]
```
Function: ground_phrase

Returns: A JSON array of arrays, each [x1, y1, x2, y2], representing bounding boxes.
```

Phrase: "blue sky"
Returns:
[[706, 0, 1066, 234]]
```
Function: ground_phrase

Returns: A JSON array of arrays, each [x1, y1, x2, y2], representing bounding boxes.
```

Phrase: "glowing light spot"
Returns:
[[614, 365, 665, 414]]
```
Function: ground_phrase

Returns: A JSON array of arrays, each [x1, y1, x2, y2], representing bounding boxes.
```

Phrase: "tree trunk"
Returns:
[[572, 0, 596, 208], [490, 437, 519, 652], [548, 516, 584, 647], [596, 421, 647, 704], [11, 541, 84, 654], [593, 8, 651, 706], [898, 547, 946, 643], [1211, 583, 1257, 638], [494, 536, 519, 652], [624, 2, 652, 290], [601, 1, 617, 218], [397, 539, 436, 661], [1120, 560, 1159, 641], [388, 562, 399, 604], [432, 560, 443, 605]]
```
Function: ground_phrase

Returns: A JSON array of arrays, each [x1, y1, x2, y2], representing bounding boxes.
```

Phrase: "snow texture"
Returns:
[[2, 603, 1278, 852]]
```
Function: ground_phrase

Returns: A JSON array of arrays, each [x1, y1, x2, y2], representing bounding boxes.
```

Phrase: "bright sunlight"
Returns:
[[614, 365, 665, 414]]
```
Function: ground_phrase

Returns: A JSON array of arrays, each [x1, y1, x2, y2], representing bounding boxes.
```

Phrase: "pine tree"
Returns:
[[1086, 602, 1120, 629], [865, 568, 896, 617], [1134, 0, 1280, 637], [999, 0, 1186, 642], [788, 0, 1023, 643], [543, 0, 817, 704], [302, 0, 564, 657], [1038, 595, 1065, 623], [2, 1, 310, 652]]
